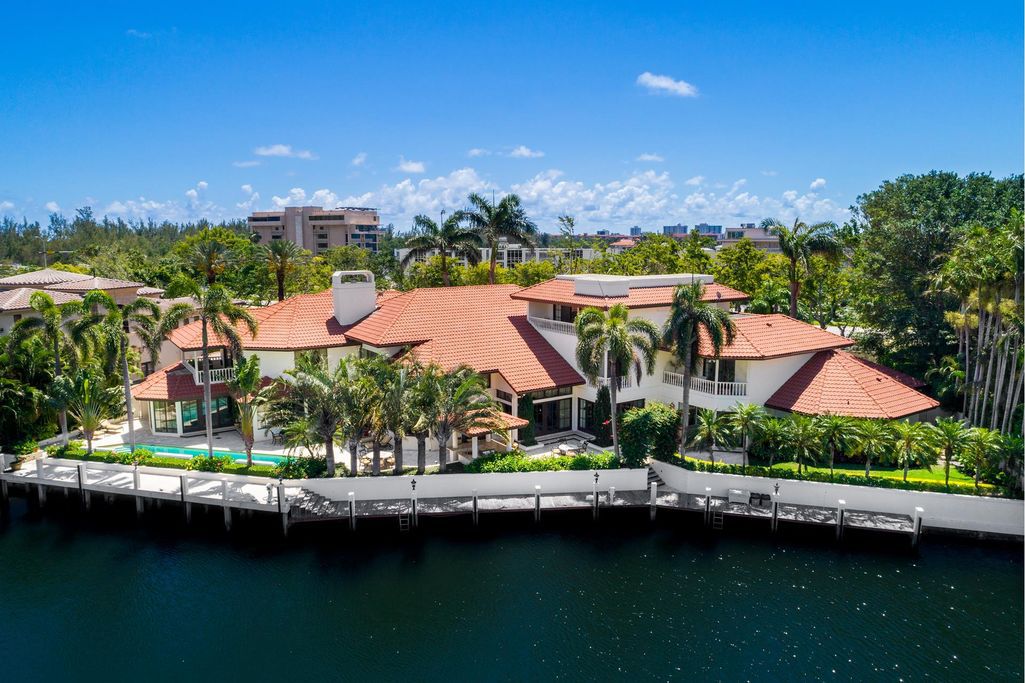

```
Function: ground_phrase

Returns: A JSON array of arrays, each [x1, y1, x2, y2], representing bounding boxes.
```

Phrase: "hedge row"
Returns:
[[45, 442, 279, 477], [464, 450, 619, 473]]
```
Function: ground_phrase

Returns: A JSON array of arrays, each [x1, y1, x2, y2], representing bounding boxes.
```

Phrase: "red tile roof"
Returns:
[[512, 279, 748, 309], [0, 268, 92, 287], [0, 287, 81, 311], [765, 350, 939, 418], [610, 238, 636, 248], [132, 361, 272, 402], [698, 314, 854, 359], [44, 276, 145, 292], [345, 285, 584, 393], [464, 411, 530, 437]]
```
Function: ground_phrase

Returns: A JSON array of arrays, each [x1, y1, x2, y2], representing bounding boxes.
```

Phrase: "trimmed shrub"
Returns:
[[111, 448, 154, 466], [517, 394, 537, 446], [620, 402, 678, 467], [45, 440, 88, 459], [272, 456, 330, 479], [464, 450, 620, 473], [592, 385, 612, 447], [11, 437, 40, 456], [186, 454, 233, 472]]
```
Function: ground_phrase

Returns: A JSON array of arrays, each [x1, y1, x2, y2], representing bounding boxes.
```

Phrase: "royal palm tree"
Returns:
[[575, 304, 660, 462], [786, 414, 822, 475], [401, 213, 482, 286], [166, 276, 258, 458], [663, 282, 736, 455], [928, 417, 968, 488], [892, 420, 932, 482], [852, 419, 893, 478], [49, 369, 122, 454], [432, 366, 502, 473], [689, 408, 732, 464], [459, 192, 538, 285], [226, 354, 264, 467], [815, 413, 855, 480], [728, 402, 766, 470], [759, 217, 842, 318], [962, 427, 1002, 492], [263, 239, 306, 301]]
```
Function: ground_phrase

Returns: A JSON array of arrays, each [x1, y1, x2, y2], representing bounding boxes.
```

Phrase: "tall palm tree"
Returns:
[[757, 417, 790, 468], [432, 366, 502, 473], [663, 282, 737, 455], [401, 213, 482, 286], [378, 362, 413, 475], [962, 427, 1002, 492], [759, 217, 842, 318], [132, 300, 195, 374], [891, 420, 932, 482], [851, 419, 894, 478], [226, 354, 264, 467], [263, 239, 306, 301], [689, 408, 732, 464], [575, 304, 660, 462], [786, 415, 822, 475], [729, 402, 765, 470], [166, 276, 258, 458], [49, 369, 122, 454], [408, 362, 441, 475], [815, 413, 855, 479], [459, 192, 537, 284], [928, 417, 968, 488], [186, 237, 232, 285]]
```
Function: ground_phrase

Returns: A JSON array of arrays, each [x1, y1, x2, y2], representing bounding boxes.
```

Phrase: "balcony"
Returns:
[[527, 315, 576, 335], [591, 375, 633, 390], [185, 360, 235, 386], [662, 371, 747, 397]]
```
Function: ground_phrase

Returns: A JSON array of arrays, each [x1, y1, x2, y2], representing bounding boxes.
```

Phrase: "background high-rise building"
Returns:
[[629, 226, 642, 236], [248, 206, 383, 254], [662, 223, 688, 236]]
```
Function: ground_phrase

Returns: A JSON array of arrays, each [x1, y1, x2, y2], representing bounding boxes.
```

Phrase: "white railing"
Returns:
[[527, 315, 576, 335], [593, 375, 633, 389], [662, 371, 747, 397], [185, 361, 235, 385]]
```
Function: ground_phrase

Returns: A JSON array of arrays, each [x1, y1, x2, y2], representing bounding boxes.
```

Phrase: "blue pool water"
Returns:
[[116, 443, 286, 466]]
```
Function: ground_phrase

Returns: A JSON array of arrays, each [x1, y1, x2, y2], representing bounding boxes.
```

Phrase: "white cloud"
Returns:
[[45, 201, 61, 212], [197, 180, 208, 191], [237, 185, 260, 211], [0, 200, 14, 212], [395, 157, 426, 174], [254, 144, 317, 160], [636, 71, 698, 97], [233, 160, 261, 168], [241, 184, 253, 194], [508, 145, 545, 159], [636, 153, 664, 162], [271, 187, 340, 209], [809, 177, 827, 190], [685, 175, 704, 186], [351, 152, 367, 167], [125, 29, 151, 39], [467, 148, 490, 158]]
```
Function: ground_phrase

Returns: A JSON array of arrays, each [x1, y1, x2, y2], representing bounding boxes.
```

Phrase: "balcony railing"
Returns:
[[185, 360, 235, 386], [527, 315, 576, 335], [592, 375, 633, 390], [662, 371, 747, 397]]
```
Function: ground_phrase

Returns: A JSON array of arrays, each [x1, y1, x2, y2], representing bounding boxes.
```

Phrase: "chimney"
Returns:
[[332, 270, 376, 325]]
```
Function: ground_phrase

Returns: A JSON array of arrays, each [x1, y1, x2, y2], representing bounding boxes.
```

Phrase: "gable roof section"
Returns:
[[765, 350, 938, 419], [345, 284, 584, 393], [0, 287, 81, 311], [698, 314, 854, 359], [0, 268, 92, 288], [132, 361, 273, 402], [44, 276, 144, 292], [511, 279, 748, 309]]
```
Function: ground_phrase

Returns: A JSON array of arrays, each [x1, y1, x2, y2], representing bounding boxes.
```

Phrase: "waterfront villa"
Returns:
[[128, 271, 939, 463]]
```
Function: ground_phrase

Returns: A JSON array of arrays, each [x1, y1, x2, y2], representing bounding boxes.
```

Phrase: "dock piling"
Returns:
[[836, 499, 846, 541], [134, 467, 143, 518], [221, 480, 231, 531], [912, 506, 924, 548], [277, 483, 288, 537], [472, 489, 478, 526], [534, 485, 541, 523], [180, 475, 191, 523], [35, 458, 46, 505], [649, 481, 657, 521], [348, 492, 356, 530], [770, 495, 779, 533], [704, 487, 712, 527], [77, 464, 88, 510]]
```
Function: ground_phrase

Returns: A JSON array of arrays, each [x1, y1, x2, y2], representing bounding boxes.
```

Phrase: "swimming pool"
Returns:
[[116, 444, 286, 466]]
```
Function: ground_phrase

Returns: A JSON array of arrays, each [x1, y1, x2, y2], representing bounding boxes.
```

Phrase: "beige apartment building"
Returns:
[[247, 206, 383, 254]]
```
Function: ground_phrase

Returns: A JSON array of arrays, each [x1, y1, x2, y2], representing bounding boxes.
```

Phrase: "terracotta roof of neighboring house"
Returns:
[[610, 238, 636, 248], [167, 290, 360, 352], [698, 314, 854, 359], [464, 411, 530, 437], [345, 284, 584, 393], [511, 279, 749, 309], [0, 287, 81, 311], [132, 361, 273, 402], [45, 276, 145, 292], [136, 286, 165, 297], [765, 350, 939, 419], [0, 268, 92, 287]]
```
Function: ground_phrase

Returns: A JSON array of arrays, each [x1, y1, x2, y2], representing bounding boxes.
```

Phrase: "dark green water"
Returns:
[[1, 496, 1021, 682]]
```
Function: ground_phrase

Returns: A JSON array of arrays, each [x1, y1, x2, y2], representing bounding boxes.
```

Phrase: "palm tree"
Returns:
[[663, 282, 737, 455], [226, 354, 264, 467], [49, 369, 122, 454], [401, 213, 482, 286], [815, 414, 855, 479], [378, 362, 413, 475], [166, 277, 258, 458], [459, 192, 538, 284], [786, 415, 822, 475], [689, 408, 732, 464], [575, 304, 661, 461], [928, 417, 968, 488], [263, 239, 306, 301], [892, 420, 932, 482], [408, 362, 441, 475], [963, 427, 1002, 492], [759, 217, 842, 318], [851, 419, 894, 478], [132, 300, 195, 375], [728, 402, 765, 470], [756, 417, 790, 468], [432, 366, 503, 473], [186, 237, 232, 285]]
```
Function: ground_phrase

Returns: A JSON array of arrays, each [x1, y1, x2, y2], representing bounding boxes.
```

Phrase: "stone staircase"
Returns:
[[289, 488, 349, 522], [646, 465, 667, 490]]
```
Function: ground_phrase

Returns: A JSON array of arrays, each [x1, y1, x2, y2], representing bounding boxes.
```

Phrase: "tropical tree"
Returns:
[[459, 192, 538, 285], [263, 239, 307, 301], [49, 369, 122, 454], [226, 354, 264, 467], [756, 417, 790, 468], [185, 234, 232, 284], [785, 415, 823, 475], [689, 408, 732, 464], [131, 300, 194, 374], [575, 304, 660, 461], [728, 402, 765, 470], [400, 213, 482, 286], [432, 366, 502, 473], [928, 417, 968, 488], [379, 362, 413, 475], [891, 420, 933, 482], [962, 427, 1002, 492], [851, 419, 894, 478], [407, 362, 441, 475], [166, 277, 258, 458], [815, 414, 855, 479], [759, 217, 842, 318], [662, 282, 737, 455]]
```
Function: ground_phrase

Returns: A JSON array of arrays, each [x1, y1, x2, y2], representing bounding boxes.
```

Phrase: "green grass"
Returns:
[[768, 461, 985, 486]]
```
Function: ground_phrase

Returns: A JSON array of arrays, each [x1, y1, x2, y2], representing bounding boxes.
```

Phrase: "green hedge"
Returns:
[[49, 445, 277, 478], [464, 450, 619, 473], [620, 402, 678, 467]]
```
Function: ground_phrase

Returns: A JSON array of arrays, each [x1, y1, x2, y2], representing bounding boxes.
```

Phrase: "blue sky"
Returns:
[[1, 1, 1021, 232]]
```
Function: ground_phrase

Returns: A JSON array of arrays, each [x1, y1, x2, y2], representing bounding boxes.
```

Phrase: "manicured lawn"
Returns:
[[768, 461, 987, 487]]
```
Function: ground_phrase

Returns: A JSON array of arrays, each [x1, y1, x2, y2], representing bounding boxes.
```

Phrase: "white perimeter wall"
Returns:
[[649, 460, 1025, 537]]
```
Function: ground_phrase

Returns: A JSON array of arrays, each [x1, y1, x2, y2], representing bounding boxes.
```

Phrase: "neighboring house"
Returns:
[[132, 271, 939, 456], [248, 205, 383, 254], [0, 288, 82, 334], [608, 238, 637, 254], [718, 225, 781, 253], [395, 242, 600, 269]]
